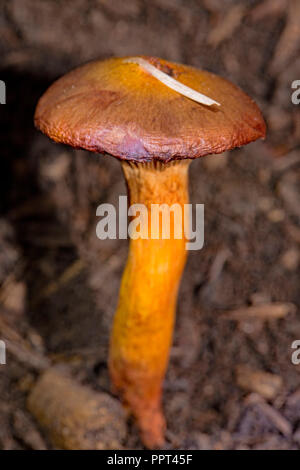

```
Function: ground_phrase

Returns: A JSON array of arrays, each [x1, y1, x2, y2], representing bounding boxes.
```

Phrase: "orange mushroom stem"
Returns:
[[109, 160, 190, 448]]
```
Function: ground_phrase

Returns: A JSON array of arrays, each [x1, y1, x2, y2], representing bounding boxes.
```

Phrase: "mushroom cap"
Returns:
[[35, 56, 266, 162]]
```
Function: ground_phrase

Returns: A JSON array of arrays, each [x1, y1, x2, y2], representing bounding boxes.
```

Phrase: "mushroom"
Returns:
[[34, 56, 266, 448]]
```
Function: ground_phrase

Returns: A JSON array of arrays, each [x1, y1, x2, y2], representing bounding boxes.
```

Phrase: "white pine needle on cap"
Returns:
[[124, 57, 221, 107]]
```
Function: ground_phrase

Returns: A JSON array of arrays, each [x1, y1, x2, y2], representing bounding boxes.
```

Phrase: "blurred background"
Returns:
[[0, 0, 299, 450]]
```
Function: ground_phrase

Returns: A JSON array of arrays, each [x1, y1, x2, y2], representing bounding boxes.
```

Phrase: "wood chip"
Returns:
[[236, 365, 283, 400], [0, 276, 26, 313], [40, 152, 70, 182], [280, 248, 300, 271], [267, 208, 285, 222], [27, 368, 127, 450]]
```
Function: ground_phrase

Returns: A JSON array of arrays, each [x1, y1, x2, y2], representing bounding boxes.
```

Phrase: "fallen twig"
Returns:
[[222, 302, 296, 320]]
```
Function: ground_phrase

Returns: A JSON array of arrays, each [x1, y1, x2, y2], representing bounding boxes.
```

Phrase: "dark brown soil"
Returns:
[[0, 0, 299, 450]]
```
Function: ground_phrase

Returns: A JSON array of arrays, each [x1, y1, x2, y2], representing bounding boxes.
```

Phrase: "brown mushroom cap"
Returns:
[[35, 56, 266, 162]]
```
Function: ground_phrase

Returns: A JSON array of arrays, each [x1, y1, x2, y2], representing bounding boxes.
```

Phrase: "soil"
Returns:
[[0, 0, 299, 450]]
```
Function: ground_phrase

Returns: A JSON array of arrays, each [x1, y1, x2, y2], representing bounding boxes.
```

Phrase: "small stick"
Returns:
[[222, 302, 296, 320], [124, 57, 221, 107]]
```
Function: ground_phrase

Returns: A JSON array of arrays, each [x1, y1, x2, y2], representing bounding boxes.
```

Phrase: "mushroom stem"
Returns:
[[109, 159, 190, 448]]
